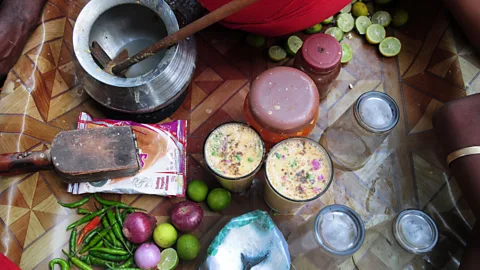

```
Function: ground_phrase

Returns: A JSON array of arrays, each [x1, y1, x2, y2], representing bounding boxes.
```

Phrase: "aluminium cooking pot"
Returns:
[[73, 0, 196, 113]]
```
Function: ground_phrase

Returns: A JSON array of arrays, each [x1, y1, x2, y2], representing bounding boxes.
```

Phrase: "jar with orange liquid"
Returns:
[[243, 67, 319, 146]]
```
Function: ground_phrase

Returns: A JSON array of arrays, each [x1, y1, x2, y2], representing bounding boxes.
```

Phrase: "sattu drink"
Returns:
[[264, 137, 333, 214], [204, 122, 265, 192]]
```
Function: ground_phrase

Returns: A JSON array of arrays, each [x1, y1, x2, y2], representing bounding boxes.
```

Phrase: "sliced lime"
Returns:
[[337, 13, 355, 33], [366, 24, 386, 44], [285, 35, 303, 56], [392, 9, 409, 27], [340, 3, 352, 13], [157, 248, 179, 270], [322, 16, 334, 24], [325, 27, 344, 42], [304, 24, 322, 34], [355, 16, 372, 35], [268, 46, 287, 62], [371, 11, 392, 27], [351, 0, 358, 3], [341, 43, 353, 64], [246, 34, 265, 48], [379, 37, 401, 57]]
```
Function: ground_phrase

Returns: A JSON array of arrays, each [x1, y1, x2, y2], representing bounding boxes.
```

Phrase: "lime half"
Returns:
[[355, 16, 372, 35], [268, 46, 287, 62], [379, 37, 402, 57], [246, 34, 265, 48], [157, 248, 179, 270], [340, 3, 352, 13], [325, 27, 344, 42], [337, 13, 355, 33], [304, 24, 322, 34], [366, 24, 386, 44], [322, 16, 334, 24], [372, 11, 392, 27], [341, 43, 353, 64], [285, 36, 303, 56]]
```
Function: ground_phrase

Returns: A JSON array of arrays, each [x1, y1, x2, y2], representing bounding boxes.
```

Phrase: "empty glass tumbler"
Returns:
[[320, 91, 399, 170], [288, 205, 365, 269]]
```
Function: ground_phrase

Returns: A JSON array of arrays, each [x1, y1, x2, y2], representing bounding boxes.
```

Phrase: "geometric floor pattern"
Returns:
[[0, 0, 479, 269]]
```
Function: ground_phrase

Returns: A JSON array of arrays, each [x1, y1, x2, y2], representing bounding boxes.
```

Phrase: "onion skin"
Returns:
[[122, 212, 157, 244], [134, 242, 161, 269], [170, 201, 204, 232]]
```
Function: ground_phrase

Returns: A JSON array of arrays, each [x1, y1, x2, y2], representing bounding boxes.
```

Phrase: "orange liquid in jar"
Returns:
[[243, 94, 318, 146]]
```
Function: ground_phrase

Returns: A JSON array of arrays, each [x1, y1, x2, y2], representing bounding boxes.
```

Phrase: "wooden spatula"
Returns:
[[100, 0, 259, 75], [0, 126, 140, 183]]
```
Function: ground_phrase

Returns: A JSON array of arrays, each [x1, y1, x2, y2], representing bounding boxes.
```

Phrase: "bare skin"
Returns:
[[0, 0, 47, 86]]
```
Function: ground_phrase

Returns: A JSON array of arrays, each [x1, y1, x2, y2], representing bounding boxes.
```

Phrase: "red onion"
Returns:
[[122, 212, 157, 244], [135, 242, 161, 269], [170, 201, 204, 232]]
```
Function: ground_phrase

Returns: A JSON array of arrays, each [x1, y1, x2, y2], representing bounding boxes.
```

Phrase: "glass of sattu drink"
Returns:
[[204, 122, 265, 192], [264, 137, 333, 214]]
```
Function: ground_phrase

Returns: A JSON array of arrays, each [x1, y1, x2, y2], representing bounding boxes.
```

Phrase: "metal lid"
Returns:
[[314, 205, 365, 256], [393, 209, 438, 254], [354, 91, 399, 133], [301, 33, 342, 73], [249, 67, 319, 133]]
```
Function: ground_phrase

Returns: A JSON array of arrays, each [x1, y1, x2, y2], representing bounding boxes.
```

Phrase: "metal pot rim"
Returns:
[[73, 0, 179, 88]]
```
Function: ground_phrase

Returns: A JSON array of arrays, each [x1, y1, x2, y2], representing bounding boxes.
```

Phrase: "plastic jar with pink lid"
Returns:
[[293, 33, 342, 99], [243, 66, 319, 145]]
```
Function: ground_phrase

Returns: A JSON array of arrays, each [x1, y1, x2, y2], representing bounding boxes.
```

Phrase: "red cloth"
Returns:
[[198, 0, 351, 36], [0, 254, 20, 270]]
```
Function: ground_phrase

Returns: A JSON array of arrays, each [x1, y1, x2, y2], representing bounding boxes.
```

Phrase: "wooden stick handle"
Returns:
[[0, 150, 52, 176], [111, 0, 259, 74]]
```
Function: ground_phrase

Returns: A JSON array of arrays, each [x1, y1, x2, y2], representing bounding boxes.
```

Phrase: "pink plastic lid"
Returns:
[[302, 33, 342, 73], [249, 67, 319, 133]]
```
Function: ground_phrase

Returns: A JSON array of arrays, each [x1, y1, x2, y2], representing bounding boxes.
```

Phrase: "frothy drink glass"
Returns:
[[264, 137, 333, 213], [204, 122, 265, 192]]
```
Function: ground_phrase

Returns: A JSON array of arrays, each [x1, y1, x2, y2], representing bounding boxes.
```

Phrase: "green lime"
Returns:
[[371, 11, 392, 27], [153, 223, 178, 248], [187, 180, 209, 202], [322, 16, 334, 24], [285, 35, 303, 56], [351, 0, 357, 3], [157, 248, 179, 270], [337, 13, 355, 33], [304, 24, 322, 34], [325, 27, 344, 42], [355, 16, 372, 35], [352, 2, 368, 17], [392, 9, 409, 27], [176, 234, 201, 261], [246, 34, 265, 48], [268, 46, 287, 62], [207, 188, 231, 212], [340, 3, 352, 13], [341, 43, 353, 64], [379, 37, 402, 57], [366, 24, 386, 44]]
